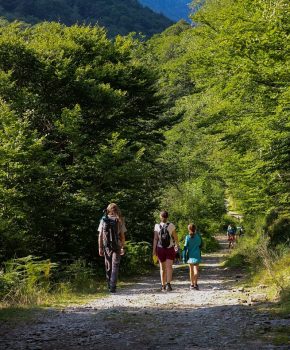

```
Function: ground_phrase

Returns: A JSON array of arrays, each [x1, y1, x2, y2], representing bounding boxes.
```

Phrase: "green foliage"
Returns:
[[268, 216, 290, 246], [60, 259, 98, 293], [0, 0, 289, 304], [0, 256, 57, 305], [0, 0, 173, 37], [221, 214, 239, 231], [186, 0, 290, 218], [264, 208, 290, 246], [224, 253, 247, 269], [202, 235, 220, 253], [0, 22, 166, 263], [145, 0, 289, 253], [120, 241, 152, 275], [225, 229, 290, 301]]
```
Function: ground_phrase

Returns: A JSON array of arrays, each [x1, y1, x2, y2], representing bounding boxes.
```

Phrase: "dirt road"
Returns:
[[0, 238, 289, 349]]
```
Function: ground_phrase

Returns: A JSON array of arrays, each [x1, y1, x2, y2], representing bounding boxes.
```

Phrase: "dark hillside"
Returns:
[[0, 0, 173, 36]]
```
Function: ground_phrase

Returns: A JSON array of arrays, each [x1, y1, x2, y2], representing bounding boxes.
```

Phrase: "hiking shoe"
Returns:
[[166, 283, 173, 292], [190, 285, 195, 290], [160, 285, 166, 292], [193, 284, 199, 290], [109, 286, 116, 293]]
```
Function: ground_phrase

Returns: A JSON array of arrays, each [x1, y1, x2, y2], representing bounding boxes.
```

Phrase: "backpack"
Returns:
[[102, 216, 119, 253], [229, 227, 236, 235], [159, 223, 171, 248]]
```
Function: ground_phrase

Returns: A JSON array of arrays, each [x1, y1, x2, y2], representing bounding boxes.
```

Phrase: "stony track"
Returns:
[[1, 238, 289, 349]]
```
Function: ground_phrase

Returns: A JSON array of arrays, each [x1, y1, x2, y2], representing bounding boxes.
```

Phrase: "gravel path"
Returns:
[[1, 238, 289, 349]]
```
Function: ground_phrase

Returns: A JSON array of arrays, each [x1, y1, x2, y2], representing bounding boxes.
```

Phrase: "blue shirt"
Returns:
[[184, 233, 202, 263]]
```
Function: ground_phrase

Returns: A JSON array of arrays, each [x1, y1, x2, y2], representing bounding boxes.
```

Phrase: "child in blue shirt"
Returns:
[[183, 223, 202, 290]]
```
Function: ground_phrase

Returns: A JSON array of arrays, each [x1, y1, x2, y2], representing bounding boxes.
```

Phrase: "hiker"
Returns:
[[237, 225, 245, 237], [183, 224, 202, 290], [227, 224, 236, 248], [153, 210, 179, 292], [98, 203, 126, 293]]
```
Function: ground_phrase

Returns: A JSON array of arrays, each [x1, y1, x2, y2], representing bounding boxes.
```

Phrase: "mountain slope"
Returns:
[[0, 0, 173, 37], [139, 0, 192, 21]]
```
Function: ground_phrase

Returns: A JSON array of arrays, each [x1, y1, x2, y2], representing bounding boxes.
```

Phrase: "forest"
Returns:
[[0, 0, 289, 307], [0, 0, 173, 37]]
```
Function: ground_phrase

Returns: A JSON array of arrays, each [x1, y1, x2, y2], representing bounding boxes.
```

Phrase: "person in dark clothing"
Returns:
[[98, 203, 126, 293]]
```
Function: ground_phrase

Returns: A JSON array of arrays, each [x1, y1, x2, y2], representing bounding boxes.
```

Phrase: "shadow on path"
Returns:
[[0, 237, 289, 350]]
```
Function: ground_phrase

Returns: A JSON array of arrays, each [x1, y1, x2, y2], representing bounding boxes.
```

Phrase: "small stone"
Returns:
[[250, 293, 268, 302]]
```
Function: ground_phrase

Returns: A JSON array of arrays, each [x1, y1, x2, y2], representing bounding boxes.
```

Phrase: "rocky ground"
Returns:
[[0, 238, 289, 349]]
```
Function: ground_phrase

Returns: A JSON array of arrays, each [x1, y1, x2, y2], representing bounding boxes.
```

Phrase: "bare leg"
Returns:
[[159, 261, 166, 286], [189, 264, 194, 285], [193, 264, 199, 286], [165, 259, 173, 283]]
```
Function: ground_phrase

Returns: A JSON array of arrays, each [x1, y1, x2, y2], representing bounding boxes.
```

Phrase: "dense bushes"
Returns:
[[0, 242, 154, 305], [145, 0, 289, 266], [0, 22, 166, 264], [225, 229, 290, 300], [264, 209, 290, 246], [0, 256, 57, 305], [1, 0, 289, 306], [120, 241, 153, 275]]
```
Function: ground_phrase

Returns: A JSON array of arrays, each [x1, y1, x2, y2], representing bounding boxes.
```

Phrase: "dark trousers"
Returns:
[[104, 249, 121, 288]]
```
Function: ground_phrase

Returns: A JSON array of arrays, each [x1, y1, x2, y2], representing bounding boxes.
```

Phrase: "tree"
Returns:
[[0, 22, 166, 262]]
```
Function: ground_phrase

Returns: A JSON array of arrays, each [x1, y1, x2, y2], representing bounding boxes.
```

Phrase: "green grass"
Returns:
[[0, 275, 141, 322], [0, 281, 108, 322], [41, 290, 107, 308], [267, 286, 290, 318], [223, 252, 247, 268]]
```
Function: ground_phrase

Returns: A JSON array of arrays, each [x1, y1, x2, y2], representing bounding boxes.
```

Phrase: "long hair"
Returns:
[[107, 203, 124, 225]]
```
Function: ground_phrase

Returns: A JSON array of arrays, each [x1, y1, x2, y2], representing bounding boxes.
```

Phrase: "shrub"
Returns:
[[120, 241, 152, 275], [224, 253, 247, 268], [61, 259, 98, 293], [202, 235, 220, 253], [225, 232, 262, 270], [268, 216, 290, 246], [0, 256, 57, 305]]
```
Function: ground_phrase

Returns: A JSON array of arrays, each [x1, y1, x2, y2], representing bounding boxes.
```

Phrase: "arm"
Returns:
[[153, 230, 158, 257], [119, 220, 126, 254], [98, 231, 104, 256], [120, 231, 125, 250]]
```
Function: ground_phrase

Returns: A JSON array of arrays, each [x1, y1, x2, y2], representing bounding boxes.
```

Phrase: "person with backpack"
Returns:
[[183, 224, 202, 290], [153, 210, 179, 292], [98, 203, 126, 293], [227, 224, 236, 249]]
